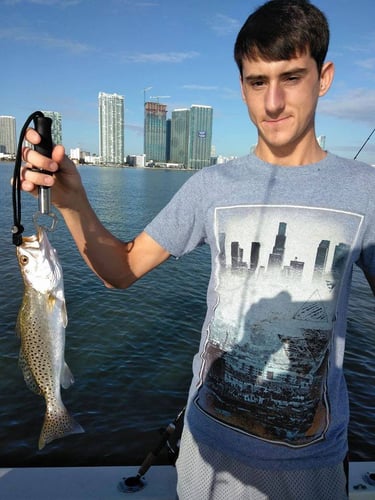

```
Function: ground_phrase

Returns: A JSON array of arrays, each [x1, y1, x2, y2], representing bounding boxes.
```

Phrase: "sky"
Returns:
[[0, 0, 374, 164]]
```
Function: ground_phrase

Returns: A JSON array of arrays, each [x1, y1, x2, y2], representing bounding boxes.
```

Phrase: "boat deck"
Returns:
[[0, 465, 177, 500], [0, 462, 374, 499]]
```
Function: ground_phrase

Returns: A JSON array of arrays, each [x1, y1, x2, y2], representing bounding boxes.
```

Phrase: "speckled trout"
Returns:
[[16, 227, 84, 449]]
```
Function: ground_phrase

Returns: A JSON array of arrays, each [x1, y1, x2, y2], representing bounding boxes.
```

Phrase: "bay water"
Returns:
[[0, 162, 373, 467]]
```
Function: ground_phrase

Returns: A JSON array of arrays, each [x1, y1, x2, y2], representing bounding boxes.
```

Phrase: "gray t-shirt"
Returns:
[[145, 152, 375, 470]]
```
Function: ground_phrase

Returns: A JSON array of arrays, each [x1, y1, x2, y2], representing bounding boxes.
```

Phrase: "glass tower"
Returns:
[[144, 102, 167, 162], [188, 105, 213, 169], [170, 108, 190, 166], [170, 105, 213, 169], [98, 92, 124, 164], [0, 115, 16, 155]]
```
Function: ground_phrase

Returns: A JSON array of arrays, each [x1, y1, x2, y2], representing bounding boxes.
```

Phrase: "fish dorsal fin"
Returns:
[[61, 362, 74, 389], [18, 349, 42, 396]]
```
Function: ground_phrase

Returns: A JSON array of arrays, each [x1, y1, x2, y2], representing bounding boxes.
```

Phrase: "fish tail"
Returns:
[[38, 404, 84, 450]]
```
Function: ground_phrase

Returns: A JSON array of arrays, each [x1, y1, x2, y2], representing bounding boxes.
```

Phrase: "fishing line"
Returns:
[[353, 127, 375, 160], [11, 111, 54, 246]]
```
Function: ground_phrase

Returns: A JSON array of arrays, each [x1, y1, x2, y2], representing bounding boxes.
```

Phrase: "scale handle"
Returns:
[[33, 115, 53, 214]]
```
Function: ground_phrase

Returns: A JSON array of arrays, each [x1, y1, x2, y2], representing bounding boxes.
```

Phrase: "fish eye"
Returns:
[[20, 255, 29, 266]]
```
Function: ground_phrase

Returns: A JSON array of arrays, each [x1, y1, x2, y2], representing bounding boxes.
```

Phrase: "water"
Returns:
[[0, 162, 374, 467]]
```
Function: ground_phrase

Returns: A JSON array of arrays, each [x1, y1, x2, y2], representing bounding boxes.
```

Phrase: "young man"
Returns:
[[20, 1, 374, 498]]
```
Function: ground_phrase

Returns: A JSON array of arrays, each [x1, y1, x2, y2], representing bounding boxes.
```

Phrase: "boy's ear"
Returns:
[[319, 61, 334, 97]]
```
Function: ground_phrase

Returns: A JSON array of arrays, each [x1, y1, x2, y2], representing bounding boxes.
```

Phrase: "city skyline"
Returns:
[[0, 97, 215, 167], [0, 1, 374, 164], [215, 204, 362, 290], [224, 220, 350, 285]]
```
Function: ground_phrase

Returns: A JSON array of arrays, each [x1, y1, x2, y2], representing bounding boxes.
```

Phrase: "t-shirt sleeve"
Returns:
[[144, 170, 207, 258], [356, 188, 375, 276]]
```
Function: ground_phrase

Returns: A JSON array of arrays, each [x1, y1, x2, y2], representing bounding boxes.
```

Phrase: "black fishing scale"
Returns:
[[12, 111, 57, 246]]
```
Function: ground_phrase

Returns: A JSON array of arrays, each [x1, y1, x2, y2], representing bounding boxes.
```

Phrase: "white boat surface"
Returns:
[[0, 461, 374, 499], [0, 465, 177, 500]]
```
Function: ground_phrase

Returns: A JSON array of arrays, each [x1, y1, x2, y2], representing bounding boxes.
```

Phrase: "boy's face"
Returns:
[[240, 52, 333, 163]]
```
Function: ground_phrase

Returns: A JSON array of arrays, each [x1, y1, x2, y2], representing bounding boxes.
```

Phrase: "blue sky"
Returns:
[[1, 0, 374, 164]]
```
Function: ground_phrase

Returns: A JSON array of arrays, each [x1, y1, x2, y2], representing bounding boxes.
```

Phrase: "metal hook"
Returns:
[[33, 211, 58, 233]]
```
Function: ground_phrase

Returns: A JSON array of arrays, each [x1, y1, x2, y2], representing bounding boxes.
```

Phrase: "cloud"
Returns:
[[115, 0, 159, 6], [318, 88, 375, 125], [344, 32, 375, 55], [181, 84, 239, 101], [0, 26, 196, 63], [120, 51, 199, 64], [125, 123, 144, 135], [182, 84, 219, 91], [35, 35, 90, 53], [209, 14, 241, 36], [3, 0, 81, 5], [0, 27, 91, 53], [356, 58, 375, 71]]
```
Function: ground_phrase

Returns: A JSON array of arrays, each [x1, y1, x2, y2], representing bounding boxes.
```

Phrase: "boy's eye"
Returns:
[[250, 80, 265, 88]]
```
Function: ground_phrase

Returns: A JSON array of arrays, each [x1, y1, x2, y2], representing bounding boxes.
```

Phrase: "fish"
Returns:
[[16, 226, 84, 449]]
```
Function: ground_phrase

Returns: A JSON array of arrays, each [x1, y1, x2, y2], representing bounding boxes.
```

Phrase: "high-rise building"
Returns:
[[144, 101, 167, 162], [314, 240, 330, 277], [317, 135, 326, 150], [170, 108, 190, 166], [144, 102, 213, 168], [268, 222, 287, 270], [188, 105, 213, 169], [0, 115, 17, 155], [170, 105, 213, 169], [98, 92, 124, 164], [166, 118, 171, 163], [42, 111, 63, 145]]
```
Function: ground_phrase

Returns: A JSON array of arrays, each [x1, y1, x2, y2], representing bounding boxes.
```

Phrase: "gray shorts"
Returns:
[[175, 426, 348, 500]]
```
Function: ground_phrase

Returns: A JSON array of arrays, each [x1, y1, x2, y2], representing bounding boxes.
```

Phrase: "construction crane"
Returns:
[[143, 86, 153, 105], [149, 95, 171, 103]]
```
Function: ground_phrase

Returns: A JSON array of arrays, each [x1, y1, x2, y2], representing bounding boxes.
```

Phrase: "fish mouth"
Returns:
[[21, 234, 39, 243], [20, 227, 46, 245]]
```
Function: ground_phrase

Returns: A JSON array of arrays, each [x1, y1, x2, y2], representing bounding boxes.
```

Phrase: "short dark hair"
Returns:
[[234, 0, 329, 76]]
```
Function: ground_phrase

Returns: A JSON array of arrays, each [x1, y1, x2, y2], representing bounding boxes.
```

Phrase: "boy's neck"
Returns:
[[254, 139, 327, 167]]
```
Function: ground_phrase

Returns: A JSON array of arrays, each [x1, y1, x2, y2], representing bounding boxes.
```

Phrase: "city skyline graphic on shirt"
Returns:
[[195, 204, 363, 447]]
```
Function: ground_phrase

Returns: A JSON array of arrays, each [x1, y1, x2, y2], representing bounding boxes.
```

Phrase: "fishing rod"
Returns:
[[354, 127, 375, 160], [12, 111, 57, 246], [118, 407, 185, 494]]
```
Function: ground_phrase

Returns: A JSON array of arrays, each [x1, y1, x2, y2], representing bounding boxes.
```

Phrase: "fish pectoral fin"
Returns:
[[47, 293, 57, 310], [18, 350, 42, 396], [61, 362, 75, 389]]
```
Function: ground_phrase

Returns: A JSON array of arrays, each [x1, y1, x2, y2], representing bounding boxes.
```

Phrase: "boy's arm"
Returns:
[[21, 129, 170, 289]]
